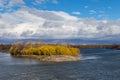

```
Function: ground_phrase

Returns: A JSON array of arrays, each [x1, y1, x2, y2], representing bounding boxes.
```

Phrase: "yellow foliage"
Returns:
[[10, 42, 80, 56], [70, 48, 80, 56], [55, 46, 72, 55], [9, 46, 19, 55], [39, 45, 56, 56]]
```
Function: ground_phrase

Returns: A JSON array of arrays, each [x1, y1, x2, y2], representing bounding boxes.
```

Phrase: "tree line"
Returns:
[[0, 44, 11, 51]]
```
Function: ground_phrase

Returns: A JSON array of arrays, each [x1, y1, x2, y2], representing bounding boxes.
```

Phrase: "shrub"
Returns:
[[9, 46, 19, 55], [70, 48, 80, 56], [10, 42, 80, 56], [55, 46, 72, 55], [39, 45, 56, 56]]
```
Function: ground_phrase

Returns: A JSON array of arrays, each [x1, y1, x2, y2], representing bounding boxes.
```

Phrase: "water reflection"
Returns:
[[0, 52, 41, 65]]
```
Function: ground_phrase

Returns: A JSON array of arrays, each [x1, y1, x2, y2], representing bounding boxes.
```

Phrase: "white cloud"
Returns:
[[0, 0, 5, 8], [89, 10, 97, 14], [0, 8, 120, 40], [31, 0, 58, 5], [52, 0, 58, 4], [0, 0, 25, 12], [0, 0, 58, 9], [10, 0, 25, 5], [32, 0, 48, 5], [72, 11, 81, 15], [0, 0, 25, 7]]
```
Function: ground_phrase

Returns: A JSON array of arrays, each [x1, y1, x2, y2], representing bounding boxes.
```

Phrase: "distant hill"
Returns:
[[0, 38, 120, 44]]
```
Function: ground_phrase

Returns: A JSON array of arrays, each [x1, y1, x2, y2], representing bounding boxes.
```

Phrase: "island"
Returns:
[[1, 42, 120, 62], [9, 42, 80, 62]]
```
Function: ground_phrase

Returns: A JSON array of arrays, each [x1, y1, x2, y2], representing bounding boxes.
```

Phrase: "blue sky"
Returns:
[[27, 0, 120, 20], [1, 0, 120, 20], [0, 0, 120, 43], [30, 0, 120, 20]]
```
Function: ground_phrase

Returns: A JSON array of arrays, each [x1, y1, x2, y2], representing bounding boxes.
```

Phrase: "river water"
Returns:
[[0, 48, 120, 80]]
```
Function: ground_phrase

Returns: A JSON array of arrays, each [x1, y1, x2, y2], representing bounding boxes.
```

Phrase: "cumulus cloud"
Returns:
[[0, 0, 119, 40], [9, 0, 25, 5], [0, 0, 25, 7], [0, 0, 58, 9], [0, 0, 25, 12], [89, 10, 97, 14], [30, 0, 58, 5], [31, 0, 48, 5], [0, 0, 5, 8], [52, 0, 58, 4], [72, 11, 81, 15], [0, 8, 120, 39]]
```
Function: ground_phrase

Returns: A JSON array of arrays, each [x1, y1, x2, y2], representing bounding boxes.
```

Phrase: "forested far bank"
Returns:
[[0, 42, 120, 52], [0, 44, 11, 51]]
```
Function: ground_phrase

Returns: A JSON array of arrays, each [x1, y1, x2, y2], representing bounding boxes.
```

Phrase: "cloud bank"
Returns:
[[0, 0, 120, 40], [0, 7, 120, 40]]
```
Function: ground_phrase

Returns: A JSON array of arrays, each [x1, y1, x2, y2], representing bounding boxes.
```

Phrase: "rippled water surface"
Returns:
[[0, 48, 120, 80]]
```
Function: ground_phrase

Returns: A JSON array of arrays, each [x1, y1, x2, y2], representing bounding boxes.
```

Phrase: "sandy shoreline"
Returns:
[[12, 55, 80, 62]]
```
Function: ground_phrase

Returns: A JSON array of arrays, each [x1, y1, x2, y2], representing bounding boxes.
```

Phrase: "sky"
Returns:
[[0, 0, 120, 43]]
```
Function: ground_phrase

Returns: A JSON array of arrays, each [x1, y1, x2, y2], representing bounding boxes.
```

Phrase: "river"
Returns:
[[0, 48, 120, 80]]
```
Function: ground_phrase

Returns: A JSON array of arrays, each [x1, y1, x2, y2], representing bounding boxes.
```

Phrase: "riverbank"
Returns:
[[41, 55, 80, 62], [12, 55, 80, 62]]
